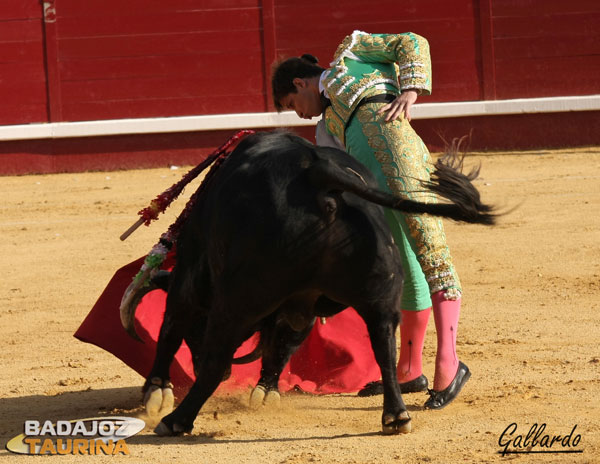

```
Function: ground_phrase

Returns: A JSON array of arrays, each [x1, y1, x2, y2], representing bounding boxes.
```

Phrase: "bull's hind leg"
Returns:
[[359, 307, 411, 434], [250, 315, 315, 409]]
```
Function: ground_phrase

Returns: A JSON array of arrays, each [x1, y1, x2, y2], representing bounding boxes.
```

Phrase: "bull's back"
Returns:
[[175, 131, 398, 305], [195, 134, 325, 272]]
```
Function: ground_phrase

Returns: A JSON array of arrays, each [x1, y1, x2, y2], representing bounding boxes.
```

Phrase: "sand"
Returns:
[[1, 147, 599, 463]]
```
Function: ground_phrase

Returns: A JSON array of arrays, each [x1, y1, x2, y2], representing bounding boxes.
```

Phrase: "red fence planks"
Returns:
[[0, 66, 47, 105], [55, 0, 260, 17], [0, 0, 41, 20], [274, 0, 476, 18], [0, 1, 48, 124], [492, 12, 600, 38], [60, 73, 264, 102], [59, 94, 266, 121], [489, 3, 600, 98], [0, 18, 43, 42], [430, 62, 482, 101], [56, 9, 261, 38], [491, 0, 600, 16], [58, 30, 263, 60], [59, 52, 263, 81], [0, 0, 598, 128], [274, 21, 478, 50], [495, 55, 600, 98], [494, 34, 600, 62], [0, 104, 48, 126], [0, 40, 44, 64], [261, 0, 277, 109], [47, 2, 265, 121]]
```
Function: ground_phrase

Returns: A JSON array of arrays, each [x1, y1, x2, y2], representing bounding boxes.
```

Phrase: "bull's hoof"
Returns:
[[249, 385, 281, 409], [382, 411, 412, 435], [160, 387, 175, 415], [144, 382, 175, 417], [154, 418, 192, 436], [144, 385, 163, 416], [249, 385, 266, 409], [263, 390, 281, 408], [154, 421, 175, 437]]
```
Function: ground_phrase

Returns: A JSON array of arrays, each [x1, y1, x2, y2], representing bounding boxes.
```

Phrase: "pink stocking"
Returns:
[[397, 307, 431, 382], [431, 290, 461, 390]]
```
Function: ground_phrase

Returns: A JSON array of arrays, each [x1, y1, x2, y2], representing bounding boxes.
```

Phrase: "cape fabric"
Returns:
[[74, 256, 381, 397]]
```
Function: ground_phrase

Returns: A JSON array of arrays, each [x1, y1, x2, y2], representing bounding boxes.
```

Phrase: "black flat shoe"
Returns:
[[357, 374, 429, 397], [424, 361, 471, 410]]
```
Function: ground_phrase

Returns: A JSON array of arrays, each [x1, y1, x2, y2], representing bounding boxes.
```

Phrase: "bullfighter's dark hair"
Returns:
[[271, 54, 325, 112]]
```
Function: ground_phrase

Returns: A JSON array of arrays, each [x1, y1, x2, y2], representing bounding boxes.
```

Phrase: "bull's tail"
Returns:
[[308, 154, 495, 225], [231, 345, 263, 364]]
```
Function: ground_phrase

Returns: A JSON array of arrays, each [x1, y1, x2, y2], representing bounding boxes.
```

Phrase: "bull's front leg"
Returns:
[[363, 311, 411, 434], [143, 294, 190, 417], [155, 363, 228, 436], [155, 315, 238, 436]]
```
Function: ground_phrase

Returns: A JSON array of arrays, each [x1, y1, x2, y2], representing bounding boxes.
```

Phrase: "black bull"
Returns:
[[121, 131, 495, 436]]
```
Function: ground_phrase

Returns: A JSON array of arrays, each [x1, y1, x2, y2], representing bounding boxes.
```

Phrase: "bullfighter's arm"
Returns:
[[334, 32, 432, 96]]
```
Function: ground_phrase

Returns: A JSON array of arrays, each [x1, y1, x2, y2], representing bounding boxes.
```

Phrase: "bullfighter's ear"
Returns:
[[293, 77, 306, 89]]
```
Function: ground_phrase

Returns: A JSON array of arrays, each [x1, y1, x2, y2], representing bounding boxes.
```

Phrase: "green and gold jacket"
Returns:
[[322, 31, 432, 144]]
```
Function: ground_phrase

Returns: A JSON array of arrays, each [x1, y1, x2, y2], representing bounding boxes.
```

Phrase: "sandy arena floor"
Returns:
[[1, 146, 599, 463]]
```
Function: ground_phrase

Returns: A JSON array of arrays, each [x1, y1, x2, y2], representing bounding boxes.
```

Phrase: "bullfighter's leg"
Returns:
[[349, 108, 468, 400], [346, 106, 467, 400], [250, 315, 316, 408], [359, 308, 411, 434]]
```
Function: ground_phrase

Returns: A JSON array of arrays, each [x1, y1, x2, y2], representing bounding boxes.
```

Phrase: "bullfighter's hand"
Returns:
[[378, 90, 418, 122]]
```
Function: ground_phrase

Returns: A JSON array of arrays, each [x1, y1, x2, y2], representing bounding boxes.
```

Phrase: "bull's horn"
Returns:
[[119, 267, 153, 342]]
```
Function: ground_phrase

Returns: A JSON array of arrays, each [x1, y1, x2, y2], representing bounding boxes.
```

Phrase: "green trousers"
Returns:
[[343, 103, 461, 310]]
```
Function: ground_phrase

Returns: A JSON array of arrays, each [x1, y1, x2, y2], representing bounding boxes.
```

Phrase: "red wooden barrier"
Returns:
[[1, 0, 599, 174], [0, 0, 47, 124], [3, 0, 599, 124]]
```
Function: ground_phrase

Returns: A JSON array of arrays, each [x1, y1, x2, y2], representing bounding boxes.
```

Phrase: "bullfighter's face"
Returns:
[[281, 77, 323, 120]]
